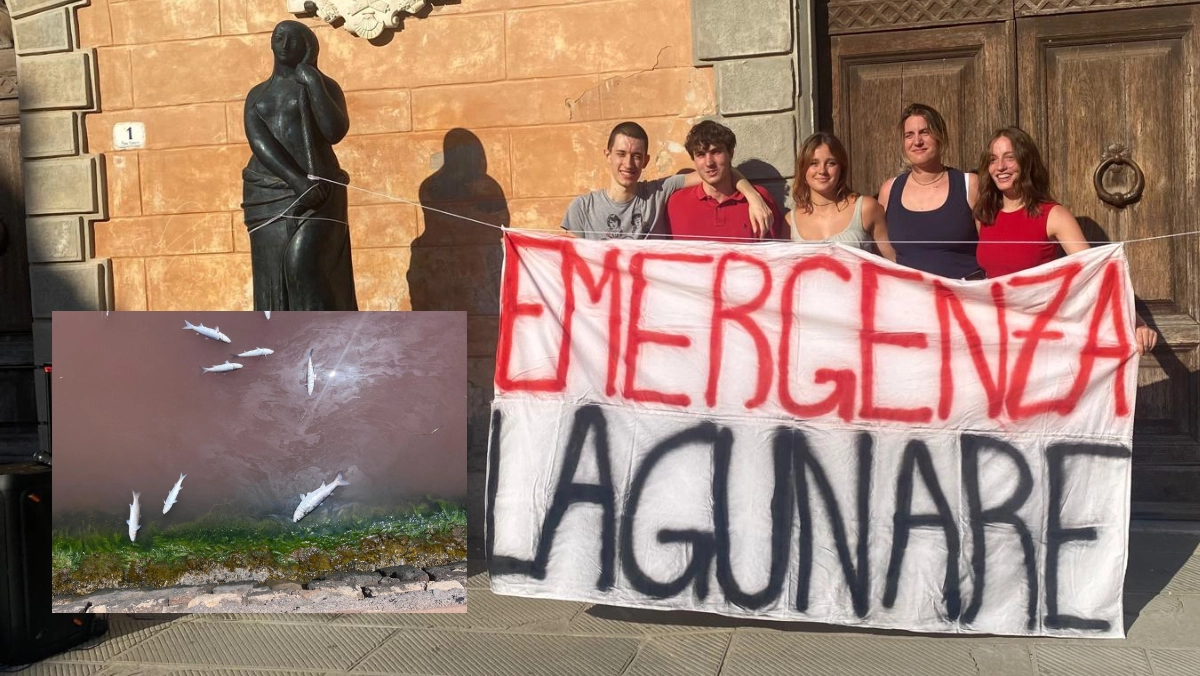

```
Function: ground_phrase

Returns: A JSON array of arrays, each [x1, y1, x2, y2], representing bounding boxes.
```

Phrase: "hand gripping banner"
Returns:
[[486, 230, 1138, 638]]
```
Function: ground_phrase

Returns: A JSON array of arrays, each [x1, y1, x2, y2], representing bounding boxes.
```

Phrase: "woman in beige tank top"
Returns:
[[786, 132, 895, 259]]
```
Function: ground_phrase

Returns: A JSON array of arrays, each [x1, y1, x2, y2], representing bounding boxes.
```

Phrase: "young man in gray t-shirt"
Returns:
[[561, 122, 773, 240]]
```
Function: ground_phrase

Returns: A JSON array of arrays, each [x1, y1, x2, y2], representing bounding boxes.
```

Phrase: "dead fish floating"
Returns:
[[305, 349, 315, 395], [162, 473, 186, 514], [127, 491, 141, 542], [201, 360, 243, 374], [233, 347, 274, 358], [183, 320, 231, 343], [293, 472, 350, 522]]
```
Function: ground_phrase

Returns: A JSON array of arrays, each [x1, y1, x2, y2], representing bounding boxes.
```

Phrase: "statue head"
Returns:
[[271, 20, 320, 69]]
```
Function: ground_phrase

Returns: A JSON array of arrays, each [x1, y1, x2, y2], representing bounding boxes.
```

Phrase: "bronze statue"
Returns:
[[242, 20, 358, 311]]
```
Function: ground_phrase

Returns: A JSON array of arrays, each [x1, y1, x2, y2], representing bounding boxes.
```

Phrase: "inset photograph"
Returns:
[[50, 311, 466, 613]]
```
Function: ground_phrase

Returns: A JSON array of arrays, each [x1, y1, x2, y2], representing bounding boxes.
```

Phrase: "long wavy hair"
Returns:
[[973, 126, 1054, 225], [791, 132, 857, 214]]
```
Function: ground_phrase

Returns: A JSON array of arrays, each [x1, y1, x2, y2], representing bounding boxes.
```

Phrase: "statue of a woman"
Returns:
[[242, 20, 358, 311]]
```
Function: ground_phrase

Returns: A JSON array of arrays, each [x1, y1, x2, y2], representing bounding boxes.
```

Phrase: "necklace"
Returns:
[[910, 170, 946, 187], [810, 197, 839, 207]]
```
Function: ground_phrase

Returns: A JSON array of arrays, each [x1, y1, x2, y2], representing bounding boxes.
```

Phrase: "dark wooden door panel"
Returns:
[[831, 22, 1015, 197], [1018, 6, 1200, 460]]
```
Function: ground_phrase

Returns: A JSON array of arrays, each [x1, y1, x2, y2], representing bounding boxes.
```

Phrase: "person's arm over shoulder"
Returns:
[[643, 173, 690, 199], [753, 186, 786, 240], [861, 196, 896, 261]]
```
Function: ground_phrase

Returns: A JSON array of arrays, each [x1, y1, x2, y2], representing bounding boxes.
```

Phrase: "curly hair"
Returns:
[[792, 132, 857, 213], [685, 120, 736, 157], [972, 126, 1054, 225]]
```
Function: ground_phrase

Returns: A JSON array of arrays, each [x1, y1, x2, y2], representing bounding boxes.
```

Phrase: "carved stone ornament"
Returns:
[[288, 0, 428, 39]]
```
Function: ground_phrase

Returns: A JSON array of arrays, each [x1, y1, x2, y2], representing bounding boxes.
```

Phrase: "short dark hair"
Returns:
[[607, 122, 649, 151], [685, 120, 736, 157]]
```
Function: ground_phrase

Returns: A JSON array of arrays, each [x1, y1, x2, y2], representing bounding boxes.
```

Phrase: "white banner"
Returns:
[[487, 231, 1137, 637]]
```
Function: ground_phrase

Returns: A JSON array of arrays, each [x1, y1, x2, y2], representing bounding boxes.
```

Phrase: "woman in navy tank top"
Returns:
[[877, 104, 983, 279], [973, 126, 1158, 354]]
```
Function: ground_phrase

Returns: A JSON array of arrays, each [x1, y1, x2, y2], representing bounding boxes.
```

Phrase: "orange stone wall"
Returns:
[[78, 0, 713, 315]]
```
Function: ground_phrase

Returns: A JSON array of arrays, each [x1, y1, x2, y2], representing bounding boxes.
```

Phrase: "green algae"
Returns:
[[53, 500, 467, 596]]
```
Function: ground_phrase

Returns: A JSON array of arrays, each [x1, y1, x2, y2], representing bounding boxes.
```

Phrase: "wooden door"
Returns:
[[830, 22, 1015, 196], [0, 5, 36, 463], [823, 0, 1200, 518], [1019, 5, 1200, 518]]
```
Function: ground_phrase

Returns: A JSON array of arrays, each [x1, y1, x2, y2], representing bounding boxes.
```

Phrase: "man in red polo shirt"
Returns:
[[665, 121, 786, 242]]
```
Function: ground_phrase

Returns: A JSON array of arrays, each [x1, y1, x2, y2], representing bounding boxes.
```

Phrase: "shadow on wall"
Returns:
[[410, 128, 509, 562], [410, 128, 508, 314]]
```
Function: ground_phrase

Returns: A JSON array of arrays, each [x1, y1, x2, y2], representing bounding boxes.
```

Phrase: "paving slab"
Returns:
[[622, 634, 731, 676], [1123, 593, 1200, 649], [41, 615, 180, 663], [22, 663, 107, 676], [1032, 645, 1153, 675], [329, 587, 581, 630], [351, 630, 639, 676], [109, 622, 394, 670], [721, 632, 1000, 676], [1145, 649, 1200, 676]]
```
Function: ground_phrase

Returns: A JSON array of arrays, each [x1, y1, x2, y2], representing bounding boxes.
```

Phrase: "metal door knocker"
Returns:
[[1093, 144, 1144, 208]]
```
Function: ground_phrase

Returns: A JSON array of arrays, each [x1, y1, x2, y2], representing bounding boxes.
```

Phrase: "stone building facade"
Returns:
[[11, 0, 817, 556]]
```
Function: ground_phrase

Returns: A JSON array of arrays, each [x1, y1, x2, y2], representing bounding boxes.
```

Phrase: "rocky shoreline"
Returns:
[[52, 561, 467, 614]]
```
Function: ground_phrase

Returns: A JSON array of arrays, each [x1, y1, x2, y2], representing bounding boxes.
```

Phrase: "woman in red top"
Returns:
[[974, 126, 1157, 354]]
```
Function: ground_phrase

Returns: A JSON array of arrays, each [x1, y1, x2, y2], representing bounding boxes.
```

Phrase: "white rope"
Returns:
[[237, 174, 1200, 247]]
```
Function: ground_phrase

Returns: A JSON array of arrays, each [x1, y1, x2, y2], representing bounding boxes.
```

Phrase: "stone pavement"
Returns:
[[21, 522, 1200, 676]]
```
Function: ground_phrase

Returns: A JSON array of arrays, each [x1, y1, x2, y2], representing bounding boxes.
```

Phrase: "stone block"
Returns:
[[23, 155, 100, 215], [30, 260, 108, 316], [94, 212, 234, 258], [336, 128, 511, 207], [12, 7, 72, 55], [378, 564, 429, 582], [110, 256, 146, 310], [344, 89, 412, 135], [720, 112, 797, 179], [76, 0, 112, 48], [509, 118, 693, 199], [353, 247, 412, 312], [17, 51, 94, 111], [717, 56, 795, 115], [507, 0, 692, 79], [129, 35, 268, 107], [426, 580, 464, 592], [138, 145, 247, 215], [105, 152, 141, 217], [32, 318, 50, 364], [508, 197, 574, 232], [411, 76, 601, 132], [110, 0, 221, 45], [20, 110, 78, 158], [25, 215, 84, 262], [94, 46, 133, 110], [321, 14, 504, 92], [144, 253, 252, 310], [7, 0, 79, 20], [347, 203, 419, 249], [600, 67, 715, 120], [87, 103, 228, 152], [693, 0, 793, 61]]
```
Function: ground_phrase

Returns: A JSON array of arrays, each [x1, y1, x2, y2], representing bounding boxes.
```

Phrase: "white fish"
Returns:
[[202, 360, 243, 374], [233, 347, 274, 358], [162, 473, 186, 514], [306, 349, 315, 395], [127, 491, 141, 542], [293, 472, 350, 522], [264, 311, 271, 320], [183, 320, 231, 343]]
